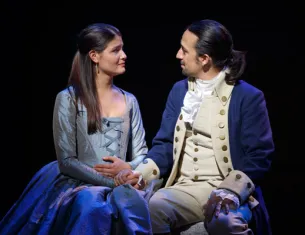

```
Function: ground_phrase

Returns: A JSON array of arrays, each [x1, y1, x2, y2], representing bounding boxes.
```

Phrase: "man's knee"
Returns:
[[206, 212, 251, 235], [206, 212, 235, 232], [149, 194, 171, 218], [148, 193, 174, 234]]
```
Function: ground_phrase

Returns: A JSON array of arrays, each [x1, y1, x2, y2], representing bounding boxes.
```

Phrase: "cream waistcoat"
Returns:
[[165, 73, 235, 188]]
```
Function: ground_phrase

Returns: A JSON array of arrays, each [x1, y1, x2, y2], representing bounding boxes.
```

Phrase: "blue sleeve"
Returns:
[[240, 89, 274, 182], [128, 95, 148, 169], [145, 83, 180, 177], [52, 90, 115, 187]]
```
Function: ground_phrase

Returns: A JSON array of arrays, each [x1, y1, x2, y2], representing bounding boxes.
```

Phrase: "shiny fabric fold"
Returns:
[[0, 161, 159, 235]]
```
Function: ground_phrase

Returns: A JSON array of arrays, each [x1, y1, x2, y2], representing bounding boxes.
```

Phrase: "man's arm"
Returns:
[[134, 82, 181, 182], [217, 89, 274, 204], [204, 88, 274, 221]]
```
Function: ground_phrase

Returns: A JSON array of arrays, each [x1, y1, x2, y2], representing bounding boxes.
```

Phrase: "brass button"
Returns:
[[153, 169, 157, 175], [236, 174, 241, 179], [220, 109, 225, 115], [228, 168, 232, 172], [218, 122, 225, 128], [219, 135, 225, 140], [222, 145, 227, 151], [175, 137, 178, 142], [249, 196, 254, 202], [176, 126, 180, 131], [194, 148, 198, 152], [247, 182, 252, 189], [174, 148, 177, 154], [194, 175, 198, 180], [179, 114, 183, 120], [221, 96, 227, 102], [223, 156, 228, 163], [193, 157, 198, 162]]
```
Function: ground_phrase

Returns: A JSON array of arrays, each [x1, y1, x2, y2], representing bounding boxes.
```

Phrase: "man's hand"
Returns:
[[114, 169, 146, 190], [93, 156, 131, 178], [203, 191, 236, 223]]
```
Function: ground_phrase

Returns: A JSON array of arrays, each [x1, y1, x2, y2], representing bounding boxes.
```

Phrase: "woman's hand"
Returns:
[[114, 169, 146, 190], [93, 156, 132, 178]]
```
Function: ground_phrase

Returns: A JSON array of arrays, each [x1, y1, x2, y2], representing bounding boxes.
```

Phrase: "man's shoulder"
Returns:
[[171, 78, 188, 91], [234, 80, 263, 97]]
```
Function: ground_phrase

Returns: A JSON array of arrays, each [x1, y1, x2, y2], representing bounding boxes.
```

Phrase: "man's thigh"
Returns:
[[149, 181, 215, 227], [170, 180, 216, 210]]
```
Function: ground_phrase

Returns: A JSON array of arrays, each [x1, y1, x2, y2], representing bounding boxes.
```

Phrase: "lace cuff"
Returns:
[[213, 189, 240, 208]]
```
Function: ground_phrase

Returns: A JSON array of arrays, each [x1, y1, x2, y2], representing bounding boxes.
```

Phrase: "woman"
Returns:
[[0, 23, 151, 235]]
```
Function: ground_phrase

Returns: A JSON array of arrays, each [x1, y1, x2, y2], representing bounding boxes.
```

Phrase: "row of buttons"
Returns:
[[213, 95, 231, 177], [175, 110, 233, 179], [217, 106, 231, 172]]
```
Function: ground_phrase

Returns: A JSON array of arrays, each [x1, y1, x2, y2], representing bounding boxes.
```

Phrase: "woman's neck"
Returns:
[[96, 74, 114, 94]]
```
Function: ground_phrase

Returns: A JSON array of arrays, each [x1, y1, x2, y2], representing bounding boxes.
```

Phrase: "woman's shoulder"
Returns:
[[56, 86, 75, 97], [116, 87, 138, 105], [54, 86, 76, 108]]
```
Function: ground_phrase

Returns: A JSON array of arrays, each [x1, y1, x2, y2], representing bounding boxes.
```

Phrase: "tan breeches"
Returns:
[[148, 179, 253, 235]]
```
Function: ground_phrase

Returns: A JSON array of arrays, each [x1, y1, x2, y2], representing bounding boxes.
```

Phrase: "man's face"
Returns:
[[176, 30, 203, 78]]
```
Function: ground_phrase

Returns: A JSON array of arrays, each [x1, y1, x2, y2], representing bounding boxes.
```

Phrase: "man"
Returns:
[[116, 19, 274, 235]]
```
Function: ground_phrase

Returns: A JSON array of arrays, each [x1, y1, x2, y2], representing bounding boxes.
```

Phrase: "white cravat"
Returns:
[[181, 70, 224, 125]]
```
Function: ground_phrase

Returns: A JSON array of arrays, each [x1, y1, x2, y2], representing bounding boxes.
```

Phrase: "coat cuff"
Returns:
[[134, 158, 160, 182], [217, 170, 255, 205]]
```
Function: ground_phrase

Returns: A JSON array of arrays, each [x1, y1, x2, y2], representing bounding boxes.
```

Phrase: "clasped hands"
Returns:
[[114, 169, 146, 190], [93, 156, 145, 189]]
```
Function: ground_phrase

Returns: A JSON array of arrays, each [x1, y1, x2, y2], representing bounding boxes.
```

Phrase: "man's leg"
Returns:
[[205, 203, 253, 235], [148, 187, 205, 234]]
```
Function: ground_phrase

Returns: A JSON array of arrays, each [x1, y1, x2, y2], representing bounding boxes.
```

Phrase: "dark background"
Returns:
[[2, 2, 304, 235]]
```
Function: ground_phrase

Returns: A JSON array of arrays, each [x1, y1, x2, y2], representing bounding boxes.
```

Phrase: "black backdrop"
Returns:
[[2, 2, 304, 235]]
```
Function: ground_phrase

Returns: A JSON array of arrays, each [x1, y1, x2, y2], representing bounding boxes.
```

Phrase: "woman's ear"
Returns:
[[88, 50, 99, 63]]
